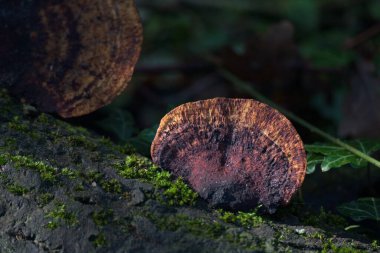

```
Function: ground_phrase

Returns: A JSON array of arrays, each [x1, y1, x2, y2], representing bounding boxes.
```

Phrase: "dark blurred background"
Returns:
[[69, 0, 380, 234], [73, 0, 380, 145]]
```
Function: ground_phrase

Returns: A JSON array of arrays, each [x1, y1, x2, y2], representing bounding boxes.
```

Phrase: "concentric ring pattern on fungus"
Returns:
[[151, 98, 306, 213], [0, 0, 142, 117]]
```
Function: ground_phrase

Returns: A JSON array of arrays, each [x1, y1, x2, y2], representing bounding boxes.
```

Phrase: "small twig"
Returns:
[[135, 63, 213, 74], [345, 23, 380, 49], [219, 68, 380, 169], [138, 0, 277, 13]]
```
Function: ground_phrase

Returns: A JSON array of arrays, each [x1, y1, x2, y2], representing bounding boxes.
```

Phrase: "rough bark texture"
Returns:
[[0, 90, 377, 252]]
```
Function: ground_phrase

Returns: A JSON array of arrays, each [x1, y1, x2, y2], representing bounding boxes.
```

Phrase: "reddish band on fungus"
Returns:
[[151, 98, 306, 213], [0, 0, 142, 117]]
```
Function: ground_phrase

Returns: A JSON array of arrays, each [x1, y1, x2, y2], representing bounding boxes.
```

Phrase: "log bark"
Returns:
[[0, 90, 376, 252]]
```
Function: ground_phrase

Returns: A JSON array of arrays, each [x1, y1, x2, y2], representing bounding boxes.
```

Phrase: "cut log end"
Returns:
[[0, 0, 143, 118]]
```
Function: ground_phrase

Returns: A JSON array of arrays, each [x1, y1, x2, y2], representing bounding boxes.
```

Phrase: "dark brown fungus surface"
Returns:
[[151, 98, 306, 213], [0, 0, 142, 117]]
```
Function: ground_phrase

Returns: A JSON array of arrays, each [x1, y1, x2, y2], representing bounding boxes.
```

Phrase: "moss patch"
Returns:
[[147, 213, 224, 239], [301, 207, 348, 229], [0, 153, 58, 182], [89, 233, 107, 248], [217, 208, 264, 229], [6, 183, 29, 196], [46, 202, 79, 229], [100, 178, 122, 194], [92, 209, 114, 227], [321, 238, 367, 253], [115, 154, 198, 206], [61, 168, 80, 179], [37, 193, 54, 206]]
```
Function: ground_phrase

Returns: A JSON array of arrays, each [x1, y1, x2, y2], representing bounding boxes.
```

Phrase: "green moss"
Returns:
[[0, 153, 87, 185], [37, 193, 54, 206], [321, 238, 366, 253], [0, 154, 7, 165], [330, 247, 365, 253], [223, 230, 261, 250], [302, 207, 348, 229], [100, 178, 122, 194], [305, 232, 365, 253], [0, 89, 15, 117], [74, 183, 85, 192], [92, 209, 114, 227], [35, 113, 50, 124], [0, 88, 11, 102], [1, 138, 17, 151], [7, 116, 29, 132], [148, 212, 265, 251], [6, 183, 29, 196], [372, 240, 379, 251], [46, 220, 60, 230], [99, 137, 136, 155], [90, 233, 107, 248], [217, 208, 264, 228], [117, 154, 159, 179], [65, 125, 90, 136], [115, 154, 198, 206], [67, 135, 96, 150], [119, 143, 136, 155], [61, 168, 79, 179], [0, 173, 7, 181], [84, 171, 122, 194], [5, 115, 40, 139], [273, 226, 293, 243], [116, 218, 135, 234], [148, 213, 224, 239], [162, 178, 198, 206], [46, 202, 79, 229], [1, 154, 58, 182], [307, 231, 325, 241], [86, 170, 104, 183]]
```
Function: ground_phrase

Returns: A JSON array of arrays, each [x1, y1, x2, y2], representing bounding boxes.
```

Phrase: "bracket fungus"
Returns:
[[0, 0, 142, 117], [151, 98, 306, 213]]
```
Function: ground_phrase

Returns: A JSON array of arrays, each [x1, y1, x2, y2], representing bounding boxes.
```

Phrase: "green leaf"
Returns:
[[369, 0, 380, 19], [320, 154, 356, 172], [96, 109, 137, 142], [306, 153, 323, 174], [283, 0, 318, 33], [305, 143, 345, 156], [128, 125, 158, 156], [338, 198, 380, 222], [305, 140, 380, 173]]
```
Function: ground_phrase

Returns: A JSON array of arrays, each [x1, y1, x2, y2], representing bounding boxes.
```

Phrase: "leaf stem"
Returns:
[[219, 68, 380, 168]]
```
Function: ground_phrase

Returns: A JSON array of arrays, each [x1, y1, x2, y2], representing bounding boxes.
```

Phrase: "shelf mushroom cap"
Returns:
[[151, 98, 306, 213], [1, 0, 142, 117]]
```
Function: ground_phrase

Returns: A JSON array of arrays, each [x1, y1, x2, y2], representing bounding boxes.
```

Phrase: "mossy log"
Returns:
[[0, 90, 377, 252]]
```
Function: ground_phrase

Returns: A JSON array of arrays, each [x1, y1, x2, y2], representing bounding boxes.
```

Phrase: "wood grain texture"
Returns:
[[0, 0, 142, 117], [151, 98, 306, 212]]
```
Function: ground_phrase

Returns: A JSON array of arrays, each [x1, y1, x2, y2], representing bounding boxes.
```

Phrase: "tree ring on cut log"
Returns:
[[0, 0, 142, 118], [151, 98, 306, 213]]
